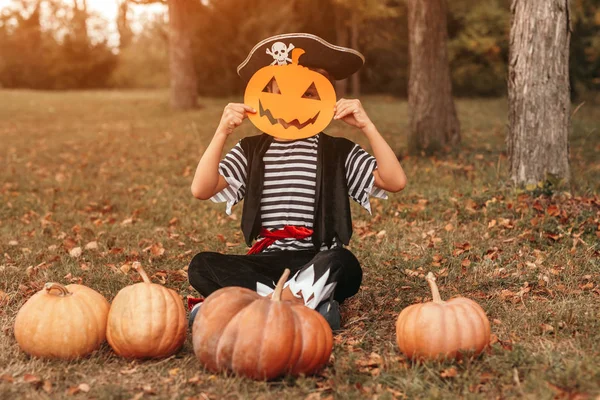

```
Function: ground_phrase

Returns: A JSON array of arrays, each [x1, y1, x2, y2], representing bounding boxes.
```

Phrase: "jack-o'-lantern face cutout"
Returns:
[[244, 48, 336, 140]]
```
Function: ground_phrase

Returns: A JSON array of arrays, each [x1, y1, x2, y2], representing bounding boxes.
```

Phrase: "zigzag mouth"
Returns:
[[259, 100, 320, 130]]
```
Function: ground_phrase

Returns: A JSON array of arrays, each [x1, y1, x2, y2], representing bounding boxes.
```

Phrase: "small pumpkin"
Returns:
[[192, 269, 333, 380], [106, 262, 186, 359], [396, 272, 491, 361], [244, 47, 337, 140], [14, 282, 110, 359]]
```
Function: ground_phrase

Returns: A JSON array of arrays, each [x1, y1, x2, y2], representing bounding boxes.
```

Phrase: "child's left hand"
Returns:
[[333, 98, 374, 131]]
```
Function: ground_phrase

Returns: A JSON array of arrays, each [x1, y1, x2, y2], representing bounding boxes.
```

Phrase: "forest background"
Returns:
[[1, 0, 599, 99]]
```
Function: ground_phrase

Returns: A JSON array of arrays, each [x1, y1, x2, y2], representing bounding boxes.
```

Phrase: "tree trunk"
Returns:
[[335, 5, 349, 98], [350, 11, 360, 98], [508, 0, 571, 186], [73, 0, 89, 44], [407, 0, 460, 154], [168, 0, 198, 110], [117, 0, 133, 50]]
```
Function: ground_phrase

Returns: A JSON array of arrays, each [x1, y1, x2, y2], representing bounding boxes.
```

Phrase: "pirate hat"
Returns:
[[237, 33, 365, 82]]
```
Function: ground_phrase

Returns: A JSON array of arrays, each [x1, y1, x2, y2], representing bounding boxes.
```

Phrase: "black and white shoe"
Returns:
[[316, 299, 341, 331], [188, 302, 202, 329]]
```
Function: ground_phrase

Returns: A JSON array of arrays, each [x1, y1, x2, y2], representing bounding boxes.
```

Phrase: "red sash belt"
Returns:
[[247, 226, 314, 255]]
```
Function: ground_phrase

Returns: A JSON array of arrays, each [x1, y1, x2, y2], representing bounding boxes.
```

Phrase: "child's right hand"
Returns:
[[216, 103, 256, 136]]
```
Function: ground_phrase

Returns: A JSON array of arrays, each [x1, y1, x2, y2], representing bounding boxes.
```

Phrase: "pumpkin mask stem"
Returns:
[[291, 48, 305, 66], [272, 268, 291, 302], [44, 282, 72, 297], [426, 272, 444, 303], [132, 262, 152, 284]]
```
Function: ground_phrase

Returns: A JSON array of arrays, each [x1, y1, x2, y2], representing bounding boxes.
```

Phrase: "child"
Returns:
[[188, 33, 406, 330]]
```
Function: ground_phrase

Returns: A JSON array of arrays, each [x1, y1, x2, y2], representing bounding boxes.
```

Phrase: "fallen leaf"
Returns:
[[144, 243, 165, 257], [0, 374, 14, 383], [78, 383, 90, 393], [85, 241, 98, 250], [544, 232, 561, 241], [69, 247, 82, 258], [67, 386, 80, 395], [440, 367, 458, 378], [546, 205, 560, 216], [120, 367, 137, 375], [355, 352, 382, 368], [42, 380, 52, 393], [121, 217, 134, 226], [120, 263, 132, 274], [0, 291, 8, 305], [168, 368, 179, 376], [142, 384, 155, 394], [23, 374, 41, 384], [489, 333, 499, 345]]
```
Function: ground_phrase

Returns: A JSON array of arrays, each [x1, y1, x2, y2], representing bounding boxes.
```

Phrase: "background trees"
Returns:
[[1, 0, 597, 100], [0, 0, 116, 89]]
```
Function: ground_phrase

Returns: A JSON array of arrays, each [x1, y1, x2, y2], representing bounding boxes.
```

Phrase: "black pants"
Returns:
[[188, 248, 362, 308]]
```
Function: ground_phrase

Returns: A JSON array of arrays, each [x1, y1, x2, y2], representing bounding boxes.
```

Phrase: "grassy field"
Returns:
[[0, 89, 599, 399]]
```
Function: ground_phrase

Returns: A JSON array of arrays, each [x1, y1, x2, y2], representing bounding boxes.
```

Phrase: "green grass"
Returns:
[[0, 89, 599, 399]]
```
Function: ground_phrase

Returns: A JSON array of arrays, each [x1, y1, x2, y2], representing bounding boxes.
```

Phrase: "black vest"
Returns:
[[239, 132, 355, 249]]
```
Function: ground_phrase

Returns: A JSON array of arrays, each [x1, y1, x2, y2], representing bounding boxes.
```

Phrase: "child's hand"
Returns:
[[216, 103, 256, 136], [333, 98, 374, 131]]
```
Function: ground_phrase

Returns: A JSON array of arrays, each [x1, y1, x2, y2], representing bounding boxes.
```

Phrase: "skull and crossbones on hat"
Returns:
[[266, 42, 295, 66]]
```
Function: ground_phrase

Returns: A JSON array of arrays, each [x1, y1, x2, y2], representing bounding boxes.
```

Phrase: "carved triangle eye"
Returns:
[[302, 82, 320, 100], [262, 77, 281, 94]]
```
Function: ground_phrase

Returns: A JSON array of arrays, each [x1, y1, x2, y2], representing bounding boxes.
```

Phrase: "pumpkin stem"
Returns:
[[291, 48, 305, 66], [44, 282, 72, 296], [272, 268, 291, 302], [132, 261, 152, 284], [426, 272, 444, 303]]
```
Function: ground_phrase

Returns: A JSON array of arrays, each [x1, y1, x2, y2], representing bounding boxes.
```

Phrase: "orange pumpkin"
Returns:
[[106, 262, 186, 359], [244, 48, 337, 140], [14, 282, 110, 359], [192, 269, 333, 380], [396, 272, 491, 361]]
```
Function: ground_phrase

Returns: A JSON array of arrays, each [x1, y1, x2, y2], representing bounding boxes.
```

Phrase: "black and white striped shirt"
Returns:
[[211, 134, 387, 251]]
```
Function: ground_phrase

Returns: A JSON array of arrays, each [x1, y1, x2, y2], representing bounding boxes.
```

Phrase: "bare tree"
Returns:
[[131, 0, 197, 109], [334, 5, 350, 98], [407, 0, 460, 154], [333, 0, 396, 98], [508, 0, 571, 186], [117, 0, 133, 49]]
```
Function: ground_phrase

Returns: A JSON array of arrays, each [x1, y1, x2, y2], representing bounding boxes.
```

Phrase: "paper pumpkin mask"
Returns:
[[244, 48, 336, 140]]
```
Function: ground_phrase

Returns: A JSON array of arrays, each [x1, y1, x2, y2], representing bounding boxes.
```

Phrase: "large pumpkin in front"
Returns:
[[396, 273, 491, 361], [244, 48, 336, 140], [192, 269, 333, 380], [106, 262, 186, 359], [14, 282, 110, 359]]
